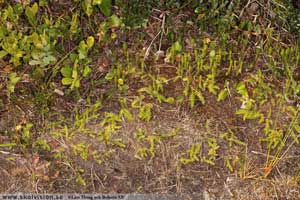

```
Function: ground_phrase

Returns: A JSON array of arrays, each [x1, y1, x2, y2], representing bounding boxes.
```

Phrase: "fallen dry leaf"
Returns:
[[3, 65, 12, 73], [11, 167, 28, 176], [52, 171, 60, 179], [32, 155, 40, 168]]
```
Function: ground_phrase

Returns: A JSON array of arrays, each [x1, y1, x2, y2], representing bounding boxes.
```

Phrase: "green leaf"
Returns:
[[209, 50, 216, 58], [109, 15, 121, 27], [172, 41, 182, 52], [99, 21, 110, 33], [76, 175, 86, 186], [111, 139, 126, 148], [29, 32, 40, 46], [32, 67, 45, 80], [31, 51, 42, 60], [25, 3, 38, 26], [70, 12, 79, 34], [78, 49, 87, 60], [0, 143, 17, 148], [176, 95, 184, 104], [99, 0, 111, 16], [93, 0, 102, 5], [9, 73, 21, 84], [7, 73, 21, 93], [138, 104, 152, 122], [294, 124, 300, 134], [61, 66, 72, 78], [83, 66, 91, 77], [189, 90, 195, 108], [79, 40, 87, 50], [42, 55, 57, 65], [217, 89, 229, 102], [0, 50, 8, 59], [78, 41, 87, 59], [165, 97, 175, 104], [0, 27, 8, 39], [83, 0, 93, 16], [291, 130, 299, 144], [62, 77, 73, 85], [69, 53, 78, 62], [207, 81, 219, 95], [31, 3, 39, 15], [195, 90, 205, 104], [73, 79, 80, 88], [72, 68, 78, 79], [34, 139, 51, 151], [236, 82, 248, 96], [105, 71, 114, 80], [236, 109, 261, 120], [120, 108, 134, 121], [194, 7, 201, 14], [86, 36, 94, 48]]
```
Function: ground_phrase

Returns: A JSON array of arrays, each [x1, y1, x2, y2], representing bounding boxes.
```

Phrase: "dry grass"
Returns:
[[1, 95, 300, 199]]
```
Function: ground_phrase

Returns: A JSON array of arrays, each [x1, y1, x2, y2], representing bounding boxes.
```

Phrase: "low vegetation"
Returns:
[[1, 0, 300, 199]]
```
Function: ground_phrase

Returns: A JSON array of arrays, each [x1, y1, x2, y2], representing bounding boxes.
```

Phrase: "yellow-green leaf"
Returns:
[[62, 77, 73, 85], [217, 89, 229, 102], [86, 36, 94, 48]]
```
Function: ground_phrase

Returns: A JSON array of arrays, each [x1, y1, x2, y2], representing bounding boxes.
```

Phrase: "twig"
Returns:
[[239, 0, 255, 18], [144, 12, 166, 60], [158, 14, 166, 52], [0, 150, 22, 157], [144, 30, 161, 60]]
